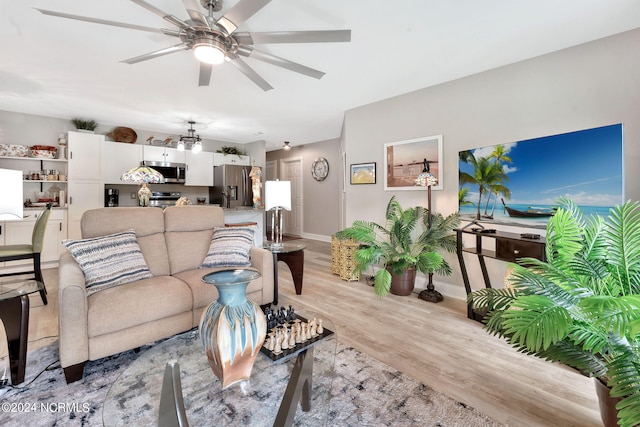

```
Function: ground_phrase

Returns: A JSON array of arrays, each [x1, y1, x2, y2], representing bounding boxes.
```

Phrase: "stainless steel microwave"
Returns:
[[141, 161, 186, 183]]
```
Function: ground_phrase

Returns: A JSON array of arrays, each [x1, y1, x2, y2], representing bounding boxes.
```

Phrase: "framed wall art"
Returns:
[[458, 123, 623, 228], [350, 162, 376, 184], [384, 135, 443, 191]]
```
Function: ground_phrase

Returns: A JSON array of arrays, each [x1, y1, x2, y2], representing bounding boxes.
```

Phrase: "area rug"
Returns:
[[0, 332, 502, 426]]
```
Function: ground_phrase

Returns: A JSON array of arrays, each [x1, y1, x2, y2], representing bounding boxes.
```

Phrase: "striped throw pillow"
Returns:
[[200, 226, 256, 268], [63, 230, 153, 295]]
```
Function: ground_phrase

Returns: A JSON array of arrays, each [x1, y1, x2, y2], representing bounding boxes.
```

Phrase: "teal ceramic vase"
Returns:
[[199, 268, 266, 389]]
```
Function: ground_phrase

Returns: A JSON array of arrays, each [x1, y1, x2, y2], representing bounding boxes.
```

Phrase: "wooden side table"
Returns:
[[263, 243, 306, 305], [0, 279, 45, 384]]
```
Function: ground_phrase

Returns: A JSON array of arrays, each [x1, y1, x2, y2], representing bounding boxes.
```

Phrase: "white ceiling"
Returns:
[[2, 1, 640, 151]]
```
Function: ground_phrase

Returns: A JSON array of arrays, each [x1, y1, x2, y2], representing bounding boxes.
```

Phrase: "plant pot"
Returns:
[[594, 377, 623, 427], [388, 266, 416, 296]]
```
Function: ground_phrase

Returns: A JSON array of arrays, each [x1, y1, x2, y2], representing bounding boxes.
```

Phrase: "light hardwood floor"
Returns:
[[0, 238, 602, 426]]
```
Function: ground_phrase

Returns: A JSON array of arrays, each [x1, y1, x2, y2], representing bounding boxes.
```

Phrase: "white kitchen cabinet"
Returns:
[[68, 131, 103, 179], [185, 151, 214, 186], [213, 153, 250, 166], [143, 145, 185, 164], [67, 181, 103, 240], [67, 131, 104, 240], [102, 141, 143, 184], [1, 209, 67, 269]]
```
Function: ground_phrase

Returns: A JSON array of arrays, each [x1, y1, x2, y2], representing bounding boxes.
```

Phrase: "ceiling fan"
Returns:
[[36, 0, 351, 91]]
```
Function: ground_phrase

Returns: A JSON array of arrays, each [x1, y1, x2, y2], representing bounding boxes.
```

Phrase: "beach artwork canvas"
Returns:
[[458, 124, 623, 228]]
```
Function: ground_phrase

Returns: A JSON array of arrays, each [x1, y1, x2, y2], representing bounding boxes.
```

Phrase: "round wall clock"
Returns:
[[311, 157, 329, 181]]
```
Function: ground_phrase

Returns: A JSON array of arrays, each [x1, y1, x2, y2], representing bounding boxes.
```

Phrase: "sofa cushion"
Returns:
[[63, 230, 153, 295], [164, 205, 225, 274], [87, 275, 192, 337], [174, 267, 265, 311], [200, 226, 256, 268], [81, 207, 170, 276]]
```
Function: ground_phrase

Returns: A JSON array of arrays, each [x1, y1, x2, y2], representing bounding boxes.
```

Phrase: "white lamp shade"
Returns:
[[0, 168, 23, 221], [264, 180, 291, 211]]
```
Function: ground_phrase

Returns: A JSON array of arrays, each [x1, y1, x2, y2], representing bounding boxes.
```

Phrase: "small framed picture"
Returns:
[[350, 162, 376, 185]]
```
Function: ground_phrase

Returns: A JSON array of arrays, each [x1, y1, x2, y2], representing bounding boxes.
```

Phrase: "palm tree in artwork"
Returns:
[[459, 187, 474, 207], [483, 145, 513, 216], [459, 155, 508, 220], [487, 184, 511, 218]]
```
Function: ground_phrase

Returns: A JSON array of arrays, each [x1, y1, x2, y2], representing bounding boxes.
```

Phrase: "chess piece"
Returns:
[[273, 332, 282, 354], [288, 327, 296, 347], [281, 329, 290, 350], [305, 322, 312, 340], [295, 324, 303, 344], [317, 319, 323, 334]]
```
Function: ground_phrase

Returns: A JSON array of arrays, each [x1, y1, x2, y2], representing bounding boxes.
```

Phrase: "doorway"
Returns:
[[280, 157, 302, 237]]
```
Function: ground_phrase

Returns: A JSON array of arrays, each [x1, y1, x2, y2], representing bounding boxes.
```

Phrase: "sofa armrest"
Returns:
[[58, 251, 90, 368], [250, 246, 274, 303]]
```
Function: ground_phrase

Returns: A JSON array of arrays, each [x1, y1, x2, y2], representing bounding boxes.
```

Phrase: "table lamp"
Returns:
[[121, 165, 164, 207], [0, 169, 23, 220], [264, 180, 291, 248]]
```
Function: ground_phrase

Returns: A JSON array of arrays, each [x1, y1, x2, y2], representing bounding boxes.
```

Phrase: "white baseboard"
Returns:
[[300, 232, 331, 242]]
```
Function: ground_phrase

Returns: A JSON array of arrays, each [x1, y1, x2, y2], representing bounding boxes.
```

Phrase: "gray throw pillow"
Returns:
[[63, 229, 153, 295], [200, 226, 256, 268]]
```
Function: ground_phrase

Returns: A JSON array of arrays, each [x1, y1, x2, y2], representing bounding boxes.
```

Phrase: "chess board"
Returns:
[[260, 314, 334, 362]]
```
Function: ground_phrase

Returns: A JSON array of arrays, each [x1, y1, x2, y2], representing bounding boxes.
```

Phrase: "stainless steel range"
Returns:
[[149, 191, 181, 208]]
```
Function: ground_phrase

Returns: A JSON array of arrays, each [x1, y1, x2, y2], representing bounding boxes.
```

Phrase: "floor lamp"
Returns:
[[120, 165, 164, 207], [264, 180, 291, 248], [414, 172, 444, 303], [0, 169, 23, 221]]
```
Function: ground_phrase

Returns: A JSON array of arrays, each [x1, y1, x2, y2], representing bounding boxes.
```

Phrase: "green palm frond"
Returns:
[[603, 201, 640, 295], [535, 340, 607, 377], [339, 196, 459, 297], [468, 200, 640, 427], [502, 295, 572, 351]]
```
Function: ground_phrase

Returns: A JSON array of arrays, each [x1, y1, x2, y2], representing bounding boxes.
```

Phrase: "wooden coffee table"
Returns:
[[0, 278, 45, 385]]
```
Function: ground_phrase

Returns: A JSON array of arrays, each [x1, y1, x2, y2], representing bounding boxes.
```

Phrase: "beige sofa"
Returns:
[[58, 205, 274, 383]]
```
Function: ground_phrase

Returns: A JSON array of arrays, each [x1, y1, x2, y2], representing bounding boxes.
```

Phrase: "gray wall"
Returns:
[[267, 138, 342, 240], [343, 28, 640, 298]]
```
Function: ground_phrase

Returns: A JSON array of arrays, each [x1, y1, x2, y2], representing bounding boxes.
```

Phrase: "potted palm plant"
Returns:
[[339, 196, 459, 297], [468, 198, 640, 427]]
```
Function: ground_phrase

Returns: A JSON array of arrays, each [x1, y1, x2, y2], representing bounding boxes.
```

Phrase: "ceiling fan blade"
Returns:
[[235, 30, 351, 45], [198, 63, 213, 87], [182, 0, 210, 27], [238, 47, 325, 80], [120, 44, 188, 65], [130, 0, 191, 29], [228, 54, 273, 91], [216, 0, 271, 34], [35, 8, 164, 34]]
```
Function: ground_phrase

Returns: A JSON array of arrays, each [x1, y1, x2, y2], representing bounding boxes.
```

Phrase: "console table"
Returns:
[[455, 227, 546, 320]]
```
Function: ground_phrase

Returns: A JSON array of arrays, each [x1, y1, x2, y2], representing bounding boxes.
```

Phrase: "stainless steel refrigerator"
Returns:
[[209, 165, 253, 208]]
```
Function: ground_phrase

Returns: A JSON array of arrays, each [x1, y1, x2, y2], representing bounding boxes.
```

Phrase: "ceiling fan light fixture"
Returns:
[[283, 141, 291, 151], [193, 37, 226, 65]]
